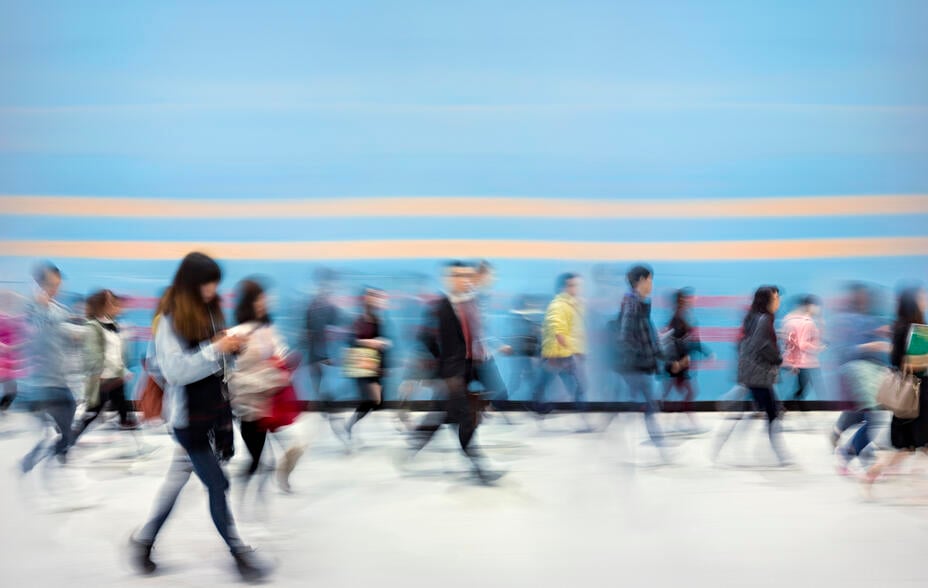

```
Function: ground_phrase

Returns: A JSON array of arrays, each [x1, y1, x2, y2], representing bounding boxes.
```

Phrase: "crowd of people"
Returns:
[[1, 252, 926, 582]]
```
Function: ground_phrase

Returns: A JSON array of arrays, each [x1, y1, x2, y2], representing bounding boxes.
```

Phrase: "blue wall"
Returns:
[[2, 1, 927, 401]]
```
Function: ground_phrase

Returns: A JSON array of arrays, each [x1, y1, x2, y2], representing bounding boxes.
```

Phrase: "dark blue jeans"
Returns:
[[620, 372, 664, 447], [842, 410, 874, 463], [21, 387, 75, 472], [532, 356, 586, 414], [137, 427, 244, 553]]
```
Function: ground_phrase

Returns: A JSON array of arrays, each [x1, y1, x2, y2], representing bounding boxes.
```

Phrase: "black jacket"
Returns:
[[419, 295, 468, 380]]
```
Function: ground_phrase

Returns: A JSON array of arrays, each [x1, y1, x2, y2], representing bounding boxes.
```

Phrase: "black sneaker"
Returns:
[[129, 537, 156, 574], [233, 547, 272, 583], [120, 419, 141, 431]]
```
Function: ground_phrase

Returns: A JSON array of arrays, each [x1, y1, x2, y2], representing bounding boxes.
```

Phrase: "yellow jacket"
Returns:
[[542, 293, 585, 358]]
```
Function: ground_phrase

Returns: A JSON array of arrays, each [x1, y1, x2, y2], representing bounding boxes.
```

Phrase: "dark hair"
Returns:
[[626, 264, 653, 288], [557, 272, 579, 293], [476, 260, 493, 274], [32, 260, 61, 287], [162, 252, 224, 343], [86, 289, 116, 319], [799, 294, 821, 308], [748, 286, 780, 316], [235, 279, 270, 325], [673, 288, 693, 314], [445, 260, 468, 271], [896, 287, 925, 327]]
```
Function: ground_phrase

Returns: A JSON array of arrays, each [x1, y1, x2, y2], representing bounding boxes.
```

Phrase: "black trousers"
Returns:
[[411, 361, 481, 455], [348, 377, 382, 430], [239, 419, 268, 475], [73, 379, 130, 440]]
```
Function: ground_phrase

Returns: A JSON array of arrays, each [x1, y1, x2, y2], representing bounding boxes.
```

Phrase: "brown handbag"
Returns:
[[876, 367, 921, 419], [137, 373, 164, 422]]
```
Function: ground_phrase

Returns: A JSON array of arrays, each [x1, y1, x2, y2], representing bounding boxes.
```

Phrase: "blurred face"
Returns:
[[446, 267, 475, 295], [919, 290, 928, 314], [679, 295, 692, 311], [477, 269, 494, 290], [42, 271, 62, 298], [200, 281, 219, 303], [807, 304, 821, 318], [768, 291, 781, 314], [635, 275, 653, 298], [104, 294, 122, 317], [565, 277, 582, 298], [253, 292, 268, 319], [367, 289, 388, 311]]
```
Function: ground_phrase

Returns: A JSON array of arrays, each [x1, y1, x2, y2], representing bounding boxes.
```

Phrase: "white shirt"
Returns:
[[99, 318, 126, 379]]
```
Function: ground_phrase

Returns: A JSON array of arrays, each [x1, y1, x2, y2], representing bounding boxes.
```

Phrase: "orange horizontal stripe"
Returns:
[[1, 194, 926, 219], [1, 237, 926, 261]]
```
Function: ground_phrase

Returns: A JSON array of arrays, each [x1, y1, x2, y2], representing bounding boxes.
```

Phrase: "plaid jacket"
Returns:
[[617, 292, 662, 374]]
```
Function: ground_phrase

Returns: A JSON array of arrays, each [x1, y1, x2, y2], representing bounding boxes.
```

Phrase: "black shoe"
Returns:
[[233, 547, 272, 583], [129, 537, 156, 575], [120, 419, 140, 431]]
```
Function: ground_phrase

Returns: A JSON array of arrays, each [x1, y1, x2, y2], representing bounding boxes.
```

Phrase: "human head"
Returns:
[[750, 285, 781, 315], [845, 282, 871, 314], [896, 287, 927, 326], [799, 294, 822, 317], [361, 286, 388, 315], [557, 272, 581, 298], [673, 288, 694, 313], [32, 260, 62, 299], [474, 260, 494, 290], [444, 261, 475, 296], [163, 252, 224, 343], [314, 267, 336, 295], [86, 289, 122, 319], [627, 264, 653, 298], [234, 279, 270, 325]]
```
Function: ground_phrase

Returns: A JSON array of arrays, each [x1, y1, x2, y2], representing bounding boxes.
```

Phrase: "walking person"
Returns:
[[305, 268, 342, 412], [470, 261, 513, 421], [0, 291, 26, 417], [713, 286, 793, 466], [661, 288, 712, 433], [129, 252, 270, 582], [71, 289, 137, 444], [863, 287, 928, 488], [400, 262, 504, 484], [228, 279, 305, 493], [20, 262, 81, 473], [344, 286, 391, 443], [830, 283, 892, 473], [780, 295, 827, 410], [616, 265, 668, 457], [532, 273, 590, 430]]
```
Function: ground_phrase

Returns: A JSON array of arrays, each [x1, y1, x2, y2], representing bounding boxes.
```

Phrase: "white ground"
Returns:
[[1, 410, 926, 588]]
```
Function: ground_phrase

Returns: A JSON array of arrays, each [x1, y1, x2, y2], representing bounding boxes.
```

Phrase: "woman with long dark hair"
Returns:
[[736, 286, 791, 465], [713, 286, 792, 465], [864, 287, 928, 487], [130, 253, 270, 582], [344, 286, 390, 443], [228, 279, 305, 493]]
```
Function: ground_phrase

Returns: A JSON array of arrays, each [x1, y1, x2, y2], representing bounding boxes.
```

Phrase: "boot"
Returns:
[[233, 547, 272, 583], [129, 536, 156, 574]]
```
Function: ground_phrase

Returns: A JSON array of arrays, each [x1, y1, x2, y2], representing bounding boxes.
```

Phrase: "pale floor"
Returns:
[[1, 409, 926, 588]]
